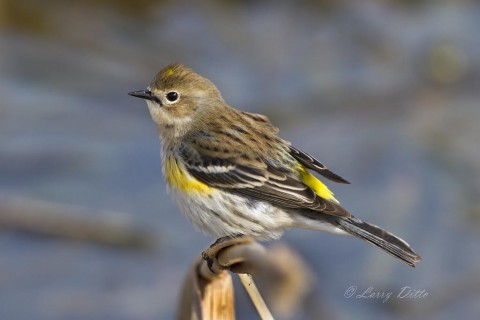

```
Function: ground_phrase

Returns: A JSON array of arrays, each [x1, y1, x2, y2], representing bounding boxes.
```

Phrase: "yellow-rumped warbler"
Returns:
[[128, 63, 421, 267]]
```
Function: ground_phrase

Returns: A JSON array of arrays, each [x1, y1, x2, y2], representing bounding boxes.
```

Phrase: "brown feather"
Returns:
[[179, 109, 351, 218]]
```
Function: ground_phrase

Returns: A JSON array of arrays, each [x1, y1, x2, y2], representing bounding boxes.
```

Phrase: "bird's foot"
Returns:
[[202, 234, 244, 273]]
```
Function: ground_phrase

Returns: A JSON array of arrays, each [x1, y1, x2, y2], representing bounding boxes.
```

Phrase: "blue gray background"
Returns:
[[1, 1, 480, 319]]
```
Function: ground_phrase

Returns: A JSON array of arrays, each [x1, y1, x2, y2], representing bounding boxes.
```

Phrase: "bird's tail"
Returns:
[[335, 216, 421, 267]]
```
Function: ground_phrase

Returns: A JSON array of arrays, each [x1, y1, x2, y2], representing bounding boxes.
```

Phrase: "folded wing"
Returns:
[[179, 138, 351, 218]]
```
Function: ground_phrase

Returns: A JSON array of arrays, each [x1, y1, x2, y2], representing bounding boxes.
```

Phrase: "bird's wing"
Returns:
[[289, 146, 350, 184], [179, 136, 351, 218]]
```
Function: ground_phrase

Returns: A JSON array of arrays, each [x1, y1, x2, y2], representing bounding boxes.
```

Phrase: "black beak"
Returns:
[[128, 90, 160, 104]]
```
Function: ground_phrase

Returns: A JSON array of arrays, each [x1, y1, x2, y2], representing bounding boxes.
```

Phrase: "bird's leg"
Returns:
[[202, 234, 244, 273], [211, 234, 244, 248]]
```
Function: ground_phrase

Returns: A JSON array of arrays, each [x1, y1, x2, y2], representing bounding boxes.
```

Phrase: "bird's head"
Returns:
[[129, 63, 224, 140]]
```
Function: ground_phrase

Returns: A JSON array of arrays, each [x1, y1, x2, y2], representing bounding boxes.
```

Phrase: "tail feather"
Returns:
[[335, 216, 422, 267]]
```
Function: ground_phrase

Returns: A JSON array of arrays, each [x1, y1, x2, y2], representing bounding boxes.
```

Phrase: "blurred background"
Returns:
[[1, 0, 480, 319]]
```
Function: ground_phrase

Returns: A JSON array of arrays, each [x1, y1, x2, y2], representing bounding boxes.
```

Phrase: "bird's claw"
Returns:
[[201, 234, 245, 274]]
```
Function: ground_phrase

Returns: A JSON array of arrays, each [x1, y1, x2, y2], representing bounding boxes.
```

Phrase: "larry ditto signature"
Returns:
[[344, 286, 428, 303]]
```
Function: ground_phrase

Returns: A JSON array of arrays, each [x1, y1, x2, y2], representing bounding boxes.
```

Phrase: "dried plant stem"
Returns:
[[0, 195, 154, 249], [238, 273, 274, 320]]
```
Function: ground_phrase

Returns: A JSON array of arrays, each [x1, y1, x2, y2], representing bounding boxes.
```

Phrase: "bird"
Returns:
[[128, 63, 421, 267]]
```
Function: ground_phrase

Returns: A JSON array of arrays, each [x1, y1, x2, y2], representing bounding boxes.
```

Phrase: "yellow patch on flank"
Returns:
[[296, 164, 339, 203], [165, 158, 213, 194]]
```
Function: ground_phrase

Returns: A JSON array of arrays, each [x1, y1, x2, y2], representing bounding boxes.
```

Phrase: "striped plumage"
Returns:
[[129, 63, 421, 267]]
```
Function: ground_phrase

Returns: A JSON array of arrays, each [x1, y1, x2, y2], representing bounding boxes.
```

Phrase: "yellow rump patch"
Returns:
[[296, 164, 339, 203], [165, 158, 213, 194]]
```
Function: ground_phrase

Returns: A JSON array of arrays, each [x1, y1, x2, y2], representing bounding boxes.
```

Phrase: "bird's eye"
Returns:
[[166, 91, 179, 102]]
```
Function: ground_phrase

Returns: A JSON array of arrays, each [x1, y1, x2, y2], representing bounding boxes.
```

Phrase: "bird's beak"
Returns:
[[128, 90, 159, 103]]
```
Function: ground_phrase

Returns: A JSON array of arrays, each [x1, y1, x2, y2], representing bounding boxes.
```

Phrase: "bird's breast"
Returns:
[[163, 156, 213, 194]]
